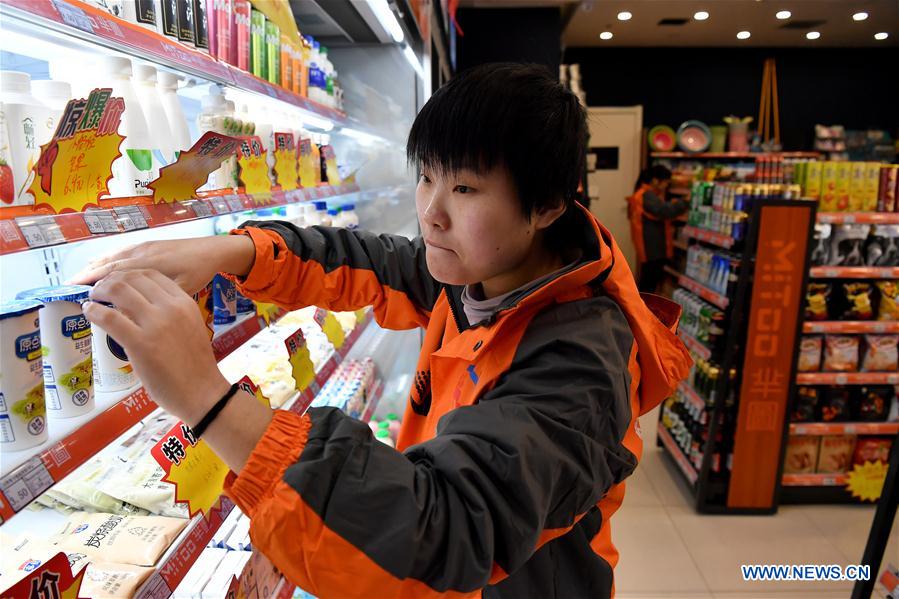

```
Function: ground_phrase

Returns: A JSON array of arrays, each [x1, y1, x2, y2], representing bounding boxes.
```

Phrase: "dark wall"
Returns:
[[563, 47, 899, 151], [456, 8, 562, 74]]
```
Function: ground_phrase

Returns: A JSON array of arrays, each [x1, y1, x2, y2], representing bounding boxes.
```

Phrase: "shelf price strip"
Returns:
[[789, 422, 899, 436], [682, 225, 735, 249], [678, 330, 712, 361], [658, 426, 698, 485], [677, 274, 730, 309]]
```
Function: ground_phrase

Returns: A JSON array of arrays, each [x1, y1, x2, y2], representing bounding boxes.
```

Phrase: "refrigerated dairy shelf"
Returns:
[[0, 183, 362, 255], [816, 212, 899, 225], [0, 0, 348, 123], [803, 321, 899, 334], [681, 225, 735, 250], [809, 266, 899, 279], [789, 422, 899, 436], [678, 330, 712, 361], [796, 372, 899, 385], [0, 311, 374, 523]]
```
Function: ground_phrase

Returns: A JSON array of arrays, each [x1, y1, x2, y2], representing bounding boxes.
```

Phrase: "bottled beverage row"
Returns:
[[672, 288, 726, 350], [685, 245, 741, 296]]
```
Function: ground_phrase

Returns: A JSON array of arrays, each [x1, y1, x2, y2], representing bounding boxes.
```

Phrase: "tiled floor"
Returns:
[[613, 407, 898, 598]]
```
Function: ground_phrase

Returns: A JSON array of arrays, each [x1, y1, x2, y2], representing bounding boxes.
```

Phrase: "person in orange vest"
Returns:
[[627, 164, 688, 293], [73, 64, 690, 599]]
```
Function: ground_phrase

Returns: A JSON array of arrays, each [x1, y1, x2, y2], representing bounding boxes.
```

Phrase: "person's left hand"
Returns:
[[83, 269, 231, 427]]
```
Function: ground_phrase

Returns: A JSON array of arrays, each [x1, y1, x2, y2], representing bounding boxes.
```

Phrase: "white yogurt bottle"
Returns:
[[0, 300, 48, 451], [16, 286, 94, 419], [91, 323, 137, 393]]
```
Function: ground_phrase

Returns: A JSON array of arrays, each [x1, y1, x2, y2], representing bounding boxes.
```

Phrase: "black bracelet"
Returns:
[[191, 382, 241, 438]]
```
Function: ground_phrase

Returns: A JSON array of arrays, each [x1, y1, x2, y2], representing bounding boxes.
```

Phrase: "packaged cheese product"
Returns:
[[55, 512, 187, 567]]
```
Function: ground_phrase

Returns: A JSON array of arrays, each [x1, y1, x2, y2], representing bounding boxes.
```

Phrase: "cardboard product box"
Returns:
[[862, 162, 882, 211], [853, 436, 893, 466], [159, 0, 179, 39], [783, 435, 820, 474], [816, 434, 857, 474], [848, 161, 866, 211], [265, 20, 280, 85], [834, 161, 852, 211], [878, 165, 898, 213], [193, 0, 210, 52], [804, 160, 822, 200], [234, 0, 251, 71], [819, 161, 837, 210]]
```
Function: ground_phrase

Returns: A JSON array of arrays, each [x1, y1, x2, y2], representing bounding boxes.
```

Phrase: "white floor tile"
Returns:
[[612, 506, 709, 594]]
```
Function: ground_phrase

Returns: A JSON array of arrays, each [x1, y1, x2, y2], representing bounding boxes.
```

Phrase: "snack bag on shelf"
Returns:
[[54, 512, 187, 567], [798, 336, 823, 372], [865, 225, 899, 266], [852, 436, 893, 466], [816, 434, 856, 473], [81, 562, 155, 599], [791, 386, 820, 423], [876, 281, 899, 320], [861, 335, 899, 372], [856, 386, 894, 422], [783, 436, 820, 474], [829, 224, 870, 266], [820, 387, 852, 422], [804, 282, 832, 321], [823, 335, 860, 372], [838, 282, 875, 320]]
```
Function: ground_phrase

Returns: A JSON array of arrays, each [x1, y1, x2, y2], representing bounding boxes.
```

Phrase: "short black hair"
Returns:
[[407, 63, 587, 233], [635, 165, 673, 190]]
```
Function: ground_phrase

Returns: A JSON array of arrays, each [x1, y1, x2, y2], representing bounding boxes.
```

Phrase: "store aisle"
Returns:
[[613, 407, 897, 598]]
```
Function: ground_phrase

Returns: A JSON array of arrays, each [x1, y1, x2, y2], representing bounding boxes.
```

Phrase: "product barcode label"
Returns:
[[189, 201, 214, 218], [83, 209, 121, 234], [52, 0, 95, 33], [15, 216, 65, 248], [114, 206, 149, 231], [227, 196, 245, 212], [0, 456, 54, 513]]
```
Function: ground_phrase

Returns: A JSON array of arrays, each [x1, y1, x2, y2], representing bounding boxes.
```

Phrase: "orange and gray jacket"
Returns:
[[224, 203, 692, 598]]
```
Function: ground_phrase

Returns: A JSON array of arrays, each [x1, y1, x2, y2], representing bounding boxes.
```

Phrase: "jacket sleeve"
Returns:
[[224, 304, 639, 597], [642, 190, 688, 220], [228, 221, 441, 330]]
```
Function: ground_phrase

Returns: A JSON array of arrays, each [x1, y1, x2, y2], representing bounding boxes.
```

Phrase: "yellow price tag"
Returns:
[[29, 89, 126, 213], [237, 136, 272, 196], [255, 301, 283, 326], [273, 132, 299, 191], [315, 308, 345, 349], [149, 131, 240, 203], [284, 329, 315, 391], [354, 308, 368, 326], [298, 138, 319, 187], [152, 422, 229, 519], [846, 461, 888, 502]]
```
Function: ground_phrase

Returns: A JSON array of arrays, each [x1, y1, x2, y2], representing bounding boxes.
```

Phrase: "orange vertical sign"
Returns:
[[728, 203, 813, 509]]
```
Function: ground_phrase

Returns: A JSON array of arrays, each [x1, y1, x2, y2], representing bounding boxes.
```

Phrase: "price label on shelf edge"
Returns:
[[83, 209, 121, 234], [285, 329, 316, 392]]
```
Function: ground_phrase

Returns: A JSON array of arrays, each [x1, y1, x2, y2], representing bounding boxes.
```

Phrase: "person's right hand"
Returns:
[[68, 234, 257, 294]]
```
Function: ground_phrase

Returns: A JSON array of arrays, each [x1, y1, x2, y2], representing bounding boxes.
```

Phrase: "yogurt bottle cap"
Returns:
[[0, 299, 44, 320], [342, 204, 355, 210], [1, 71, 31, 94], [327, 208, 339, 216], [314, 201, 327, 211], [98, 55, 134, 78], [17, 284, 92, 304], [375, 429, 390, 439], [32, 79, 71, 100], [132, 64, 158, 83]]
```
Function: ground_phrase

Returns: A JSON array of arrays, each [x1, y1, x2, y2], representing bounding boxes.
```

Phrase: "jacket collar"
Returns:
[[448, 202, 692, 415]]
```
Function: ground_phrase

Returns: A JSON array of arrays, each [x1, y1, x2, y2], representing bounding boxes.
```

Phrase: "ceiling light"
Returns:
[[874, 32, 889, 40], [365, 0, 404, 43], [775, 10, 791, 20], [693, 11, 710, 21], [617, 11, 632, 21], [599, 31, 614, 40], [736, 30, 751, 40], [852, 11, 868, 21], [806, 31, 821, 40]]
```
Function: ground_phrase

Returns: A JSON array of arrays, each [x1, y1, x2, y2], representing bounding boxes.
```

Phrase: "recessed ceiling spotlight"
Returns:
[[694, 11, 710, 21], [617, 11, 632, 21], [852, 11, 869, 21], [775, 10, 791, 20], [599, 31, 614, 40], [806, 31, 821, 40], [737, 30, 751, 40], [874, 32, 889, 40]]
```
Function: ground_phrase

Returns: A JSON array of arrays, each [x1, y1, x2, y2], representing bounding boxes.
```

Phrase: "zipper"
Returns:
[[444, 284, 471, 332]]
